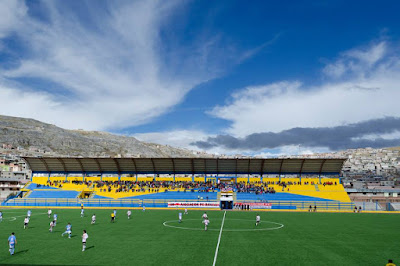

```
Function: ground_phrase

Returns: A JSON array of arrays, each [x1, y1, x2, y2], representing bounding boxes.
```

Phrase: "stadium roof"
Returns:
[[23, 157, 346, 175]]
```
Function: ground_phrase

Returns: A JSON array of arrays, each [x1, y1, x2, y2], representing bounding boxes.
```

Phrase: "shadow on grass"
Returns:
[[14, 249, 29, 255], [85, 246, 95, 250]]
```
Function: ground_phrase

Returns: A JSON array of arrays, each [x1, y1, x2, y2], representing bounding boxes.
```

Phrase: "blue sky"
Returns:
[[1, 0, 400, 156]]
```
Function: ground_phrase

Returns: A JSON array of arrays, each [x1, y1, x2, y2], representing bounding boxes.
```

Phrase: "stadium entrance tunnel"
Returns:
[[79, 190, 93, 199], [220, 200, 233, 210], [163, 218, 284, 232]]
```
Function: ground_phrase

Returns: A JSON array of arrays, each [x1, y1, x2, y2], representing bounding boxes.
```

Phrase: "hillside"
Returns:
[[0, 115, 207, 158]]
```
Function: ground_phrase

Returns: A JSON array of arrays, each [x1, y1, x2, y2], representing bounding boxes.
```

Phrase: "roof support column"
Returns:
[[118, 174, 121, 181], [260, 159, 265, 183], [135, 173, 138, 182], [65, 173, 68, 182], [150, 158, 156, 181], [100, 173, 103, 181], [318, 159, 327, 184], [48, 172, 50, 182], [173, 173, 175, 182], [192, 174, 194, 182], [299, 159, 305, 184]]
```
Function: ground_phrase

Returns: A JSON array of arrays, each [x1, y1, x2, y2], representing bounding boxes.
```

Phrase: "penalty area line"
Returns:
[[212, 210, 226, 266]]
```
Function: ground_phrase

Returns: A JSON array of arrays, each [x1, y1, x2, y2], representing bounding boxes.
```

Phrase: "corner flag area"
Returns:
[[0, 208, 398, 265]]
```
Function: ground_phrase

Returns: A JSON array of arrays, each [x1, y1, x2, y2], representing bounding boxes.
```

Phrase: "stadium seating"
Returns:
[[26, 189, 79, 199], [28, 176, 350, 202]]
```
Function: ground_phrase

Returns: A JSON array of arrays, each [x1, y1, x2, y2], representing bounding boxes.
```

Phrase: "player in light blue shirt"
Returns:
[[61, 223, 72, 238], [80, 208, 84, 218], [0, 211, 3, 222], [8, 232, 16, 255], [53, 214, 58, 226], [27, 210, 32, 218], [113, 209, 117, 218]]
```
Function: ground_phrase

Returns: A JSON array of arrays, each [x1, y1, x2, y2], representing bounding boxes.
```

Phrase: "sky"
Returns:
[[1, 0, 400, 156]]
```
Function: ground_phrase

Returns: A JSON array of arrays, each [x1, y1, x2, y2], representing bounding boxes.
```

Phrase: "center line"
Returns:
[[212, 210, 226, 266]]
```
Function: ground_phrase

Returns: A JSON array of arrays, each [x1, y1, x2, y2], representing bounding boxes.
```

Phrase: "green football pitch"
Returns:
[[0, 208, 398, 265]]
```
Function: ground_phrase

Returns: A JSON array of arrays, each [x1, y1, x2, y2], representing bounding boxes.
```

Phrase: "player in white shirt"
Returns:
[[53, 213, 58, 226], [27, 210, 32, 218], [256, 214, 261, 226], [178, 212, 182, 223], [47, 209, 52, 218], [202, 212, 208, 220], [23, 217, 29, 229], [202, 218, 210, 231], [184, 208, 188, 215], [49, 220, 55, 232], [81, 208, 85, 218], [82, 230, 89, 252], [127, 210, 132, 219], [142, 205, 146, 212], [91, 214, 96, 225]]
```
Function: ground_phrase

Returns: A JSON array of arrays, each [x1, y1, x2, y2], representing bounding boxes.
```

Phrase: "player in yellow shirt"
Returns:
[[111, 212, 115, 223], [386, 259, 396, 266]]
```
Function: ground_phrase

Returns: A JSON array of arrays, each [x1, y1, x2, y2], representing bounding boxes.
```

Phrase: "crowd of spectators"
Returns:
[[45, 178, 337, 195]]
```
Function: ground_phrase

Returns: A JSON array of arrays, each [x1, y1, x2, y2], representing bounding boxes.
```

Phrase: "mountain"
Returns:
[[0, 115, 208, 158]]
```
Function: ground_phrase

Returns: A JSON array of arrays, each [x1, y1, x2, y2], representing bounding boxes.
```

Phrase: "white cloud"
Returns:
[[345, 41, 386, 66], [134, 130, 211, 150], [352, 131, 400, 141], [323, 42, 387, 78], [253, 146, 330, 157], [0, 0, 27, 38], [210, 41, 400, 137], [0, 0, 238, 130]]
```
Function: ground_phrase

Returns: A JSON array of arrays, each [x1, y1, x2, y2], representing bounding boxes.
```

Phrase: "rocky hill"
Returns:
[[0, 115, 207, 158]]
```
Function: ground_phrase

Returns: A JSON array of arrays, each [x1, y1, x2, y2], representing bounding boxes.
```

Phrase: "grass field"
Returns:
[[0, 208, 398, 265]]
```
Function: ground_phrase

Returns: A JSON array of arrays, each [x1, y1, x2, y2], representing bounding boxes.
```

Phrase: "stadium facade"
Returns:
[[1, 157, 355, 211]]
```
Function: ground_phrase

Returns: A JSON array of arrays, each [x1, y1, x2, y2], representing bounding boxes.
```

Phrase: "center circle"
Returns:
[[163, 218, 284, 232]]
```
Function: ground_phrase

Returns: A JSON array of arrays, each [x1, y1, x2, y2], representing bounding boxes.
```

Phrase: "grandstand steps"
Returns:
[[315, 184, 320, 191], [233, 192, 237, 201], [217, 191, 221, 200]]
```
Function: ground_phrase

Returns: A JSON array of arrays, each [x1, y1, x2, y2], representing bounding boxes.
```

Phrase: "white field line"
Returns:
[[212, 211, 226, 266], [5, 212, 47, 222]]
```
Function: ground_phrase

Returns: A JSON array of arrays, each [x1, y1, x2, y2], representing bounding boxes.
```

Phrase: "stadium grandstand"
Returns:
[[2, 157, 353, 211]]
